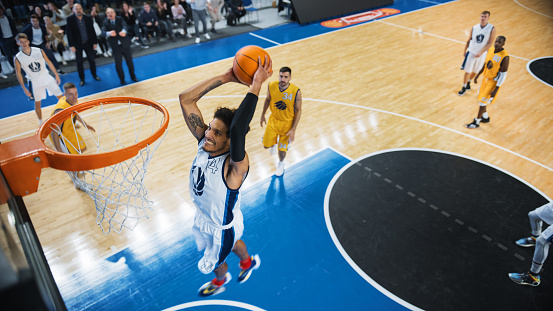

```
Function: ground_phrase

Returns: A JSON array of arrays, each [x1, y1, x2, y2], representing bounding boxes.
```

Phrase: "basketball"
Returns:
[[233, 45, 272, 85]]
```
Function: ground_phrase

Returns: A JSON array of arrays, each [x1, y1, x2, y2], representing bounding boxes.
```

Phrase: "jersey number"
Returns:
[[282, 92, 294, 101]]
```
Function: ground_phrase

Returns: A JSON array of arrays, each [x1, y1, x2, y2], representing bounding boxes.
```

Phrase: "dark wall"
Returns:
[[292, 0, 394, 24]]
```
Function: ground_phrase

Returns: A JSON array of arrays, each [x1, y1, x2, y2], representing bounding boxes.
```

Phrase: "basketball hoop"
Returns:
[[0, 97, 169, 234]]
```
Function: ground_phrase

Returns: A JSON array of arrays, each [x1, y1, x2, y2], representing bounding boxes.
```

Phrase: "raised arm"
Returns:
[[179, 72, 231, 141]]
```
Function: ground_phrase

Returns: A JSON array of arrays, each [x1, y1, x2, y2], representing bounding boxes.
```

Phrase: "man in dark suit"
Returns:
[[22, 14, 64, 74], [0, 5, 20, 70], [102, 7, 138, 85], [66, 3, 100, 86]]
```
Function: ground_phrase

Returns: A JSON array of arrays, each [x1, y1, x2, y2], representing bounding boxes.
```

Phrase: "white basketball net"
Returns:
[[48, 100, 167, 234]]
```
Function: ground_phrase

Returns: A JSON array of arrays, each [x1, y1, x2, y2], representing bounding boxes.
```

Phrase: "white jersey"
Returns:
[[16, 47, 52, 85], [189, 138, 244, 229], [468, 23, 494, 54]]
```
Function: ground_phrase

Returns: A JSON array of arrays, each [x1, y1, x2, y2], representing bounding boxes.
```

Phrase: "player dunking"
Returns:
[[260, 67, 302, 176], [465, 36, 509, 129], [179, 57, 272, 297]]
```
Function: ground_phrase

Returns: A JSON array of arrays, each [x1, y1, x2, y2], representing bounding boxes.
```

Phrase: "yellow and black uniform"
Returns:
[[262, 81, 300, 151], [50, 97, 86, 154], [478, 46, 508, 105]]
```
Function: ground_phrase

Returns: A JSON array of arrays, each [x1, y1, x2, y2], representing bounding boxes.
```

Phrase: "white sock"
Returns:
[[463, 83, 467, 88], [475, 118, 481, 124], [39, 119, 43, 125], [482, 112, 489, 119]]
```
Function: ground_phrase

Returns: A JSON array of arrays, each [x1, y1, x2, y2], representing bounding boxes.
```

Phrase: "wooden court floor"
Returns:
[[1, 0, 552, 299]]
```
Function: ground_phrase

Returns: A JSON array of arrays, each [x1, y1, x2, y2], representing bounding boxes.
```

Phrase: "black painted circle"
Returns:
[[328, 150, 552, 311], [528, 57, 553, 87]]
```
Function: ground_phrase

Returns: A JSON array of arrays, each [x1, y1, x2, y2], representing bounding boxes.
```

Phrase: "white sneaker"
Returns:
[[269, 144, 277, 155], [62, 60, 67, 65], [204, 33, 210, 40], [186, 33, 192, 38], [195, 37, 200, 44], [0, 73, 7, 79], [107, 50, 112, 56], [275, 161, 284, 176]]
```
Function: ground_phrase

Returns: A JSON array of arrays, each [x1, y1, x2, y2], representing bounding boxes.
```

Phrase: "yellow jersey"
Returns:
[[268, 81, 300, 123], [50, 97, 86, 154], [483, 47, 508, 79]]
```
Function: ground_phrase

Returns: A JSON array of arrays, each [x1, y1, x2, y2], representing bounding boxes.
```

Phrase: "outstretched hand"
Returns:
[[252, 56, 273, 86]]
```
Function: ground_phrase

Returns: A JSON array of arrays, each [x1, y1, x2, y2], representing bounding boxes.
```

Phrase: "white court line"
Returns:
[[249, 32, 282, 45], [162, 299, 267, 311], [514, 0, 553, 19], [418, 0, 442, 5], [376, 20, 530, 61]]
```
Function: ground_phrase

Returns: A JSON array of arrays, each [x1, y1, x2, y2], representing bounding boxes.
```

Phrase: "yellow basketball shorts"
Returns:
[[262, 118, 293, 152], [478, 77, 500, 105]]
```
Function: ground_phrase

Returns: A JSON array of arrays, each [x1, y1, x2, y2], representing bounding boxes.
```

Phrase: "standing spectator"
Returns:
[[66, 3, 101, 86], [90, 5, 110, 57], [14, 33, 63, 126], [102, 7, 138, 85], [207, 0, 223, 33], [22, 14, 65, 75], [48, 2, 67, 31], [171, 0, 190, 38], [138, 2, 162, 44], [156, 0, 174, 39], [227, 0, 245, 26], [186, 0, 210, 44], [44, 16, 68, 65], [0, 5, 19, 71], [62, 0, 75, 17]]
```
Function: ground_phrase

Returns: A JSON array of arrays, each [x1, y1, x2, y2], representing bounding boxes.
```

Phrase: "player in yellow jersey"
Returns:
[[50, 82, 96, 190], [465, 36, 509, 129], [260, 66, 303, 176]]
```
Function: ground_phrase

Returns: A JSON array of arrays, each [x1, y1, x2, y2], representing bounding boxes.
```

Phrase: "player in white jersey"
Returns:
[[509, 201, 553, 287], [14, 33, 62, 125], [179, 56, 272, 297], [458, 11, 496, 96]]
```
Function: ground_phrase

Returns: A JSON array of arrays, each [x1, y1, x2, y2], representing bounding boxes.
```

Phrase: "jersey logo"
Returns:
[[28, 61, 41, 73], [476, 34, 485, 44], [191, 165, 205, 196], [275, 100, 287, 110]]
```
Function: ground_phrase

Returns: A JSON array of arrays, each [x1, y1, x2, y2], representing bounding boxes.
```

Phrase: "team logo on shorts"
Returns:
[[191, 166, 205, 196], [275, 100, 287, 110], [28, 62, 41, 73]]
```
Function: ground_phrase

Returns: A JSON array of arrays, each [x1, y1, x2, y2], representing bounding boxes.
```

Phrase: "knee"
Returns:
[[536, 235, 550, 248]]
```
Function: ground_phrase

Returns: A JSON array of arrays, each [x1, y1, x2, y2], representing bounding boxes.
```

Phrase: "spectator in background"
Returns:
[[139, 2, 162, 44], [186, 0, 210, 44], [90, 5, 111, 57], [62, 0, 75, 17], [66, 3, 101, 86], [207, 0, 223, 33], [23, 14, 65, 75], [171, 0, 191, 38], [227, 0, 245, 26], [121, 1, 148, 48], [0, 5, 19, 71], [44, 16, 68, 65], [156, 0, 174, 39], [102, 7, 138, 85], [48, 2, 67, 31]]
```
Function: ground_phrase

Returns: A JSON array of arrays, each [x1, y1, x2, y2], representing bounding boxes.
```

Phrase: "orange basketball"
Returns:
[[233, 45, 272, 85]]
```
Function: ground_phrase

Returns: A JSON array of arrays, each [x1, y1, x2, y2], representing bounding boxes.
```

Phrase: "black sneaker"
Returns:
[[508, 272, 540, 286], [458, 87, 466, 96], [93, 76, 101, 81], [198, 272, 231, 297], [237, 254, 260, 284], [465, 119, 479, 129], [466, 81, 471, 91], [480, 116, 490, 123], [79, 80, 85, 86], [58, 69, 66, 75]]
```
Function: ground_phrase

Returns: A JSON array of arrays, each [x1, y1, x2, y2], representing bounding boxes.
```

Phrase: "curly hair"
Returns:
[[213, 107, 250, 137]]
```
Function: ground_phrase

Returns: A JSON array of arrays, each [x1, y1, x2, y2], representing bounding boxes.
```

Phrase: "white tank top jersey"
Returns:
[[189, 138, 244, 229], [16, 47, 51, 84], [468, 23, 494, 54]]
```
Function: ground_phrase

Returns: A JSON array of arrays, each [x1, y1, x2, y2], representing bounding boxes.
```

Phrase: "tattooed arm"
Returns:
[[179, 71, 232, 141]]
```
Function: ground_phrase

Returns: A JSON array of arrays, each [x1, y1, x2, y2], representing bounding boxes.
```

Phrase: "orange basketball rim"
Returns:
[[0, 97, 169, 204]]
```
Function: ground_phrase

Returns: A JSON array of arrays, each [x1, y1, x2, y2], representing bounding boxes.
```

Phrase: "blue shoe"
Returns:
[[238, 254, 260, 284], [508, 272, 540, 286], [198, 272, 231, 297], [515, 236, 536, 248]]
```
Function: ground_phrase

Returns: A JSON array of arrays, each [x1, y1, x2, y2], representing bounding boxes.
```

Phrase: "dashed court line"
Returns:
[[358, 162, 529, 262]]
